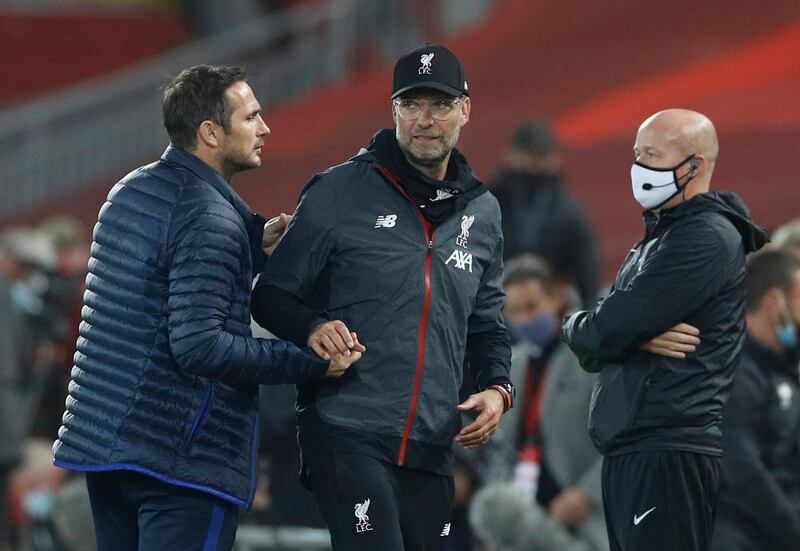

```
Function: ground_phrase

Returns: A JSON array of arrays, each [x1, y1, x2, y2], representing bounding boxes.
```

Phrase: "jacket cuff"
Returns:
[[305, 311, 332, 341]]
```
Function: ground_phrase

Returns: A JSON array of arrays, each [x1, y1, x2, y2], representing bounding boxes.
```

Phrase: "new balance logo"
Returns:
[[440, 523, 451, 536], [446, 249, 473, 272], [375, 214, 397, 228]]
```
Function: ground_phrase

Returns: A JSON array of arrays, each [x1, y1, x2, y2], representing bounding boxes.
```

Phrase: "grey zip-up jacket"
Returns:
[[254, 147, 511, 476]]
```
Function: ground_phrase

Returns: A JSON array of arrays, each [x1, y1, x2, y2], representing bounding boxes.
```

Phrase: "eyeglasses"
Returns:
[[392, 97, 464, 121]]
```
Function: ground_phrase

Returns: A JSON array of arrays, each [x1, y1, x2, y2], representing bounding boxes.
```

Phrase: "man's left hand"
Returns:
[[262, 212, 292, 255], [640, 322, 700, 359], [454, 389, 505, 448]]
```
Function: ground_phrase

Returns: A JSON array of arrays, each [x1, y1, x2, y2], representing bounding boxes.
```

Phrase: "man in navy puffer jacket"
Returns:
[[52, 65, 362, 551]]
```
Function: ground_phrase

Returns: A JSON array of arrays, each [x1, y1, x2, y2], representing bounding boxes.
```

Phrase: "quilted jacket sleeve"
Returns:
[[166, 201, 328, 386]]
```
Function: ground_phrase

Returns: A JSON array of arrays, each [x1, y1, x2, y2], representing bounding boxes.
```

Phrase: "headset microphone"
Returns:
[[642, 182, 673, 190]]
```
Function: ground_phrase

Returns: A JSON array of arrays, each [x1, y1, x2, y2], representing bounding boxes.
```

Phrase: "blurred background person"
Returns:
[[491, 120, 600, 309], [771, 217, 800, 257], [0, 220, 90, 551], [29, 217, 90, 440], [483, 254, 608, 551], [0, 236, 26, 551], [441, 448, 483, 551], [711, 249, 800, 551], [49, 474, 96, 551], [469, 482, 592, 551], [246, 380, 325, 529], [182, 0, 265, 35]]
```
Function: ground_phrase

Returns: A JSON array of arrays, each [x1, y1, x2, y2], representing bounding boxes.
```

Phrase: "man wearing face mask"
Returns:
[[484, 254, 608, 551], [491, 120, 600, 309], [711, 249, 800, 551], [561, 109, 768, 551]]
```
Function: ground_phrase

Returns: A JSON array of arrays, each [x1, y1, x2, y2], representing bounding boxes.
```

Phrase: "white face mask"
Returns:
[[631, 154, 695, 210]]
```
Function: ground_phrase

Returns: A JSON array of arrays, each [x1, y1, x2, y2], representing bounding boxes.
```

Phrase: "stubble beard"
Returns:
[[397, 127, 460, 169], [220, 143, 261, 180]]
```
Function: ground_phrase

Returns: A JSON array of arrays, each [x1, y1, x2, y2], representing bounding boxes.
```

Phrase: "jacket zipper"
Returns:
[[398, 225, 434, 465], [377, 166, 435, 466], [187, 383, 214, 444]]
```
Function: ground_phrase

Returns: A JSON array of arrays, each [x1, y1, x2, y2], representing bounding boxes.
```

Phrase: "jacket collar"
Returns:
[[643, 195, 696, 232], [642, 192, 768, 254], [352, 129, 487, 225], [160, 146, 254, 226]]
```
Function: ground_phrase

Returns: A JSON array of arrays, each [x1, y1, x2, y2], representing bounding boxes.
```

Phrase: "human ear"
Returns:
[[460, 97, 471, 125], [197, 120, 221, 148]]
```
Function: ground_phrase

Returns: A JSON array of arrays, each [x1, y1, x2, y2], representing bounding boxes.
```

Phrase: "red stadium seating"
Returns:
[[0, 10, 190, 107], [8, 0, 800, 277]]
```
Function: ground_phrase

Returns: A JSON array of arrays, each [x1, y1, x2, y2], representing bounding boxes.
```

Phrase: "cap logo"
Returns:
[[418, 53, 434, 75]]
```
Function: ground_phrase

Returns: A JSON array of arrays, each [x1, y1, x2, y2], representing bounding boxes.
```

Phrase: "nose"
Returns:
[[415, 106, 435, 128], [258, 115, 270, 136]]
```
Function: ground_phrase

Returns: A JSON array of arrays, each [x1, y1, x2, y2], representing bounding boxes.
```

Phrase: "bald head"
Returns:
[[634, 109, 719, 206], [639, 109, 718, 163]]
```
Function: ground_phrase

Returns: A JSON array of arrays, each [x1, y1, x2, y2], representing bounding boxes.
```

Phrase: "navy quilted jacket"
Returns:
[[53, 146, 328, 508]]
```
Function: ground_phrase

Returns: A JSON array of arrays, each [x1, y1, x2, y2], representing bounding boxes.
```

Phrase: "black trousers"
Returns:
[[602, 450, 720, 551], [304, 452, 455, 551], [85, 470, 239, 551]]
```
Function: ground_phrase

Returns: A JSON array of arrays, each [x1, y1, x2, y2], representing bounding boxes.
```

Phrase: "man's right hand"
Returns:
[[640, 323, 700, 358], [308, 320, 366, 360], [309, 321, 366, 378], [326, 342, 363, 378]]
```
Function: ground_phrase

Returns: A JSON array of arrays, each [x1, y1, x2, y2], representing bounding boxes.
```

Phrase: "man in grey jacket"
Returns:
[[470, 482, 593, 551], [483, 254, 607, 551], [252, 44, 514, 550]]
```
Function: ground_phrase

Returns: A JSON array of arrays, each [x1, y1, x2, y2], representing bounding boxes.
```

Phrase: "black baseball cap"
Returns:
[[391, 43, 469, 99]]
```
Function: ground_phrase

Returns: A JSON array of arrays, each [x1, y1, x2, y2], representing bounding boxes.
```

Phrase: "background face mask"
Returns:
[[631, 155, 694, 210], [777, 293, 799, 351], [508, 312, 559, 348], [777, 321, 798, 350]]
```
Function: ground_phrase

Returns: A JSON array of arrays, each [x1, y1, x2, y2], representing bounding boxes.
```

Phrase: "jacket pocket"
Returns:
[[186, 383, 214, 446], [186, 383, 258, 462], [587, 362, 653, 453]]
